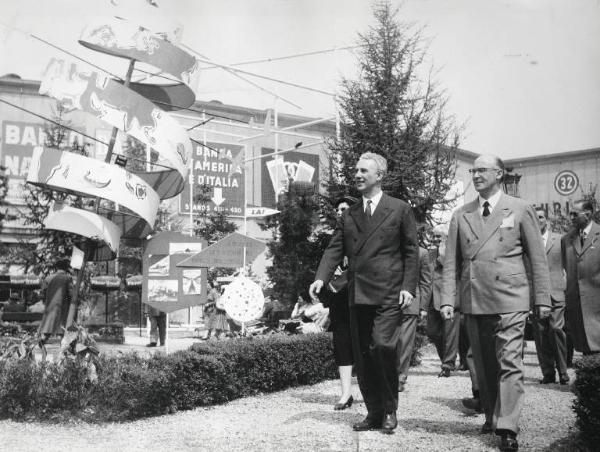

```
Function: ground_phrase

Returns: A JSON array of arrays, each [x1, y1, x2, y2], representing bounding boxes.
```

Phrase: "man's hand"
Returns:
[[536, 306, 551, 320], [440, 305, 454, 320], [419, 309, 428, 321], [309, 280, 324, 300], [398, 290, 413, 309]]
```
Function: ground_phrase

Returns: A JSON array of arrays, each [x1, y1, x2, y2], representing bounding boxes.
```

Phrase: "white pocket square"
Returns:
[[500, 214, 514, 228]]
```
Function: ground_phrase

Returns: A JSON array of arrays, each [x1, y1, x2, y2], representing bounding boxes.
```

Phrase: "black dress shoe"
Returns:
[[353, 415, 381, 431], [499, 433, 519, 451], [462, 397, 483, 413], [559, 376, 570, 385], [381, 412, 397, 434], [334, 395, 353, 411], [438, 368, 451, 378], [480, 421, 494, 434], [146, 342, 157, 347], [457, 363, 469, 371], [539, 376, 556, 384]]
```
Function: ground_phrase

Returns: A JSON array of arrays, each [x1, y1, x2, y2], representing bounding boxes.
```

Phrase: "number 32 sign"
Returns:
[[554, 170, 579, 196]]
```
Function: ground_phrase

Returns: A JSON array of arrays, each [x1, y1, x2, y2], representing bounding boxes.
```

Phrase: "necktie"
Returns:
[[482, 201, 491, 219], [366, 200, 373, 218], [581, 230, 587, 247]]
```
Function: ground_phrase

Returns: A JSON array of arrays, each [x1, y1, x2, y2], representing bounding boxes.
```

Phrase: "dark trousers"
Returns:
[[426, 308, 460, 370], [466, 312, 527, 435], [533, 302, 569, 380], [149, 314, 166, 345], [396, 314, 418, 382], [351, 304, 402, 416]]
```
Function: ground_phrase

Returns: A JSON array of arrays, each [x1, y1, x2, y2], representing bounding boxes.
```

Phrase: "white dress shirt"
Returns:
[[478, 189, 502, 217], [363, 190, 383, 214]]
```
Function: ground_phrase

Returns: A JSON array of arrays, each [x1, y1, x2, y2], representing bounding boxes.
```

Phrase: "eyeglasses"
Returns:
[[468, 168, 500, 175], [569, 211, 588, 218]]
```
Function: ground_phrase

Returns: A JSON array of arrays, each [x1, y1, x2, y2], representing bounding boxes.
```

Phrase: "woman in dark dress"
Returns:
[[325, 196, 357, 410]]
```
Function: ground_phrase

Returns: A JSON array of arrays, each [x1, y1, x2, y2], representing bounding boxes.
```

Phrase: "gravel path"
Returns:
[[0, 341, 578, 452]]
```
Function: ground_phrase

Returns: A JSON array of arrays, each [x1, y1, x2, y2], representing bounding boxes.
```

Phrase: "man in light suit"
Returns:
[[310, 152, 418, 434], [533, 207, 569, 384], [440, 155, 551, 452], [562, 199, 600, 355], [397, 246, 432, 391]]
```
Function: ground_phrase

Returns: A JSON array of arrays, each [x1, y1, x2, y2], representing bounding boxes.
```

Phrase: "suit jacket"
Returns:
[[441, 193, 551, 314], [545, 231, 566, 303], [561, 221, 600, 352], [427, 247, 458, 312], [315, 193, 418, 306], [404, 247, 432, 315]]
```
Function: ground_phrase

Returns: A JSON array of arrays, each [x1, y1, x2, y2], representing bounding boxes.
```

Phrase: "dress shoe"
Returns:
[[539, 376, 556, 384], [145, 342, 157, 347], [334, 395, 353, 411], [480, 421, 494, 434], [462, 397, 483, 413], [559, 376, 570, 385], [353, 415, 381, 432], [438, 368, 451, 378], [381, 412, 397, 434], [498, 433, 519, 451], [457, 363, 468, 371]]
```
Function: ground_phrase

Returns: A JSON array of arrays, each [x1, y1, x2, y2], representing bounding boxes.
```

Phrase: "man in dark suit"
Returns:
[[397, 246, 432, 391], [533, 207, 569, 384], [562, 199, 600, 355], [440, 155, 551, 452], [310, 152, 418, 434]]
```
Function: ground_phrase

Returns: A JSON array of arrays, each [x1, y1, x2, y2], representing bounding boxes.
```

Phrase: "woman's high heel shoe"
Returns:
[[334, 395, 354, 411]]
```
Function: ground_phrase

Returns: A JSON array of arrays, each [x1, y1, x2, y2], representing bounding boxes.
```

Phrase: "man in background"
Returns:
[[533, 207, 569, 384], [562, 199, 600, 355], [397, 245, 432, 391], [39, 259, 73, 343], [425, 223, 461, 378]]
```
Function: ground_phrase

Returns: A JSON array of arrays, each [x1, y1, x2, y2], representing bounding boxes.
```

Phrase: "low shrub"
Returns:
[[573, 354, 600, 448], [0, 332, 338, 422]]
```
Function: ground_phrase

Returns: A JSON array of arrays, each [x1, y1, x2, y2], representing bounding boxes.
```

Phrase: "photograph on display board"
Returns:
[[182, 269, 202, 295], [148, 254, 170, 276], [169, 242, 203, 255], [148, 279, 178, 302]]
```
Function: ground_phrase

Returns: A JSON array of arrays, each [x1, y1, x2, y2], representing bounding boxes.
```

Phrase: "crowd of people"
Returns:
[[309, 152, 599, 452]]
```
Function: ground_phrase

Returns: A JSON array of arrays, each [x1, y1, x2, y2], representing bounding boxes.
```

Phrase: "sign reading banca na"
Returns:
[[179, 141, 245, 216]]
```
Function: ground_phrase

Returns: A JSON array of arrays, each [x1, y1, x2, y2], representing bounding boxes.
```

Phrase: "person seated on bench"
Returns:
[[290, 295, 329, 334], [3, 292, 26, 313]]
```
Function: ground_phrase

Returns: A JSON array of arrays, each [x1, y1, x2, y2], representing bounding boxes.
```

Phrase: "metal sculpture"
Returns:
[[26, 14, 198, 325]]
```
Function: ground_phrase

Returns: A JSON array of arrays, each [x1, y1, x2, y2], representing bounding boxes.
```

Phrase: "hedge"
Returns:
[[0, 333, 337, 422], [573, 354, 600, 448]]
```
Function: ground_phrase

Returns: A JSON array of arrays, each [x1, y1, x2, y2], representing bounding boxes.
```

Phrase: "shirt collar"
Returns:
[[478, 190, 502, 212], [583, 221, 593, 237], [541, 228, 549, 244], [363, 190, 383, 212]]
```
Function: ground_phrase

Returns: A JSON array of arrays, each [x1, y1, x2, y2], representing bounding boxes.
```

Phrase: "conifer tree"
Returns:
[[328, 1, 462, 227]]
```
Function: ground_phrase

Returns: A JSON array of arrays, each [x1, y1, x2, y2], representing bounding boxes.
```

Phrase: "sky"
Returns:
[[0, 0, 599, 160]]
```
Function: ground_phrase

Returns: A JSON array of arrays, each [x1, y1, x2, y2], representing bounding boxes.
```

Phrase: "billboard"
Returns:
[[261, 148, 319, 208], [179, 141, 245, 216], [0, 120, 89, 206]]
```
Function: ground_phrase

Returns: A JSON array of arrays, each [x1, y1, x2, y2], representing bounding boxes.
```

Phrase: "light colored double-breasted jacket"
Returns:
[[441, 193, 551, 314]]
